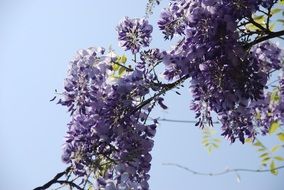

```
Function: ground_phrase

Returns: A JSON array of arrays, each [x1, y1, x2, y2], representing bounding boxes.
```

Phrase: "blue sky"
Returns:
[[0, 0, 283, 190]]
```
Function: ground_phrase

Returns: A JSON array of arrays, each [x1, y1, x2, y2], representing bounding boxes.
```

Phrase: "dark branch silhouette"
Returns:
[[33, 167, 84, 190], [245, 30, 284, 49]]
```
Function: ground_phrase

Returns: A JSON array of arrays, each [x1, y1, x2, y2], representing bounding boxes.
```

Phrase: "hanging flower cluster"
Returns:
[[57, 0, 284, 189], [59, 47, 157, 189], [117, 17, 153, 54], [158, 0, 284, 143]]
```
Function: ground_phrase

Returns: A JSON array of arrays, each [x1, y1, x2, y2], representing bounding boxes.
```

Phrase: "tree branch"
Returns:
[[131, 75, 189, 114], [56, 180, 83, 190], [33, 167, 74, 190], [112, 61, 134, 72], [248, 16, 270, 33], [245, 30, 284, 49], [163, 163, 284, 176], [155, 118, 220, 124]]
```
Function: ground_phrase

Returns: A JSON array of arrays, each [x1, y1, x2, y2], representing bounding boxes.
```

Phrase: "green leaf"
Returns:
[[120, 55, 127, 64], [260, 153, 269, 159], [201, 127, 221, 153], [269, 121, 280, 134], [270, 160, 278, 175], [245, 23, 260, 31], [277, 19, 284, 25], [279, 0, 284, 5], [255, 111, 261, 120], [253, 15, 265, 20], [277, 133, 284, 142], [270, 8, 282, 15], [118, 66, 126, 76], [213, 139, 221, 142], [112, 63, 119, 71], [213, 143, 219, 148], [274, 156, 284, 161], [257, 148, 266, 152], [204, 143, 209, 147], [271, 145, 281, 153], [262, 157, 271, 163], [202, 139, 209, 144], [271, 90, 280, 102], [269, 23, 275, 31], [245, 138, 252, 143], [246, 16, 265, 31], [253, 140, 264, 147]]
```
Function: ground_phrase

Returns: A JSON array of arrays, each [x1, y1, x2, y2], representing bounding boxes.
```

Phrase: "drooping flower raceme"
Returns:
[[59, 47, 157, 189], [117, 17, 153, 54], [158, 0, 284, 143], [57, 1, 284, 189], [252, 72, 284, 135], [251, 41, 283, 71]]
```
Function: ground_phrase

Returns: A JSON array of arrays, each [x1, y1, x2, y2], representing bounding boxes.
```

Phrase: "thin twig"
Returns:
[[163, 163, 284, 176], [56, 180, 83, 190], [248, 16, 270, 33], [267, 79, 280, 87], [245, 30, 284, 49], [33, 167, 72, 190], [266, 4, 273, 30], [131, 75, 189, 114], [82, 172, 92, 190], [155, 118, 220, 124], [112, 61, 133, 72]]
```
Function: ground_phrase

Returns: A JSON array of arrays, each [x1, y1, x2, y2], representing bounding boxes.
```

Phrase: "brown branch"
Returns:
[[266, 5, 273, 30], [245, 30, 284, 49], [155, 118, 220, 124], [56, 180, 83, 190], [163, 163, 284, 176], [112, 61, 133, 72], [131, 75, 189, 114], [33, 167, 75, 190], [248, 17, 269, 33]]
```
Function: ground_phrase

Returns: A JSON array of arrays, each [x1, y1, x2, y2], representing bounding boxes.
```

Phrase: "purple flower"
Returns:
[[159, 0, 282, 143], [59, 47, 157, 189], [57, 1, 284, 189], [117, 17, 153, 54], [261, 0, 276, 8], [251, 41, 284, 71]]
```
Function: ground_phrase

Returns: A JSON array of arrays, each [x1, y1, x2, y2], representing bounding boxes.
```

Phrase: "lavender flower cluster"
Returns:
[[58, 0, 284, 189], [59, 47, 157, 189], [117, 17, 153, 54], [158, 0, 283, 143], [252, 73, 284, 135]]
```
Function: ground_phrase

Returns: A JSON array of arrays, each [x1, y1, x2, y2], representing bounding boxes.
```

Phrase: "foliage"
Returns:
[[201, 127, 221, 153], [246, 119, 284, 175]]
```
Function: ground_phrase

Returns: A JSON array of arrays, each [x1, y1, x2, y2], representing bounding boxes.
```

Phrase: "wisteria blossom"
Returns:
[[59, 47, 157, 189], [117, 17, 153, 54], [55, 0, 284, 189], [158, 0, 284, 143]]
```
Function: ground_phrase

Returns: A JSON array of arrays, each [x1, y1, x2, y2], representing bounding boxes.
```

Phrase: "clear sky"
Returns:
[[0, 1, 283, 190]]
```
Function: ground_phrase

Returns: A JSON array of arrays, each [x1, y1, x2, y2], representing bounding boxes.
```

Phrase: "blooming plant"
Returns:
[[35, 0, 284, 190]]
